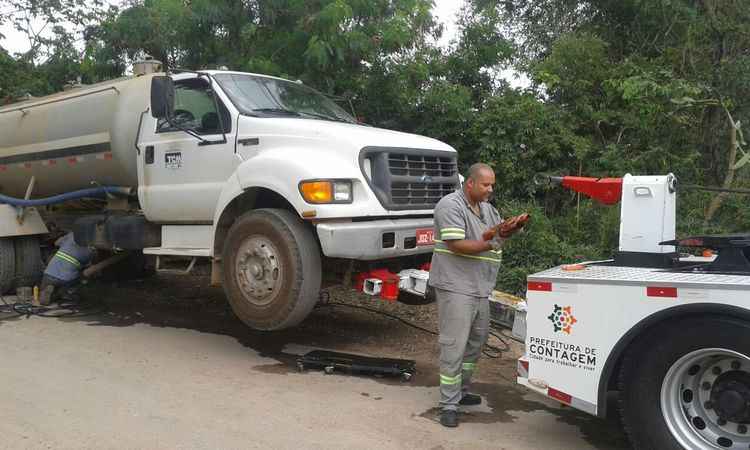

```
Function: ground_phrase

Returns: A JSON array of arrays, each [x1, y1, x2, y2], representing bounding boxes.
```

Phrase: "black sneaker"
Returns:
[[459, 393, 482, 406], [440, 409, 458, 428]]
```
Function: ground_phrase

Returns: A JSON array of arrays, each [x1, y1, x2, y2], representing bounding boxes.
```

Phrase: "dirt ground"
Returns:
[[0, 270, 633, 449]]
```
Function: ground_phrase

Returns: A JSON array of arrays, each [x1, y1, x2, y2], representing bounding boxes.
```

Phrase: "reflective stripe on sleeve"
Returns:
[[54, 250, 81, 268], [440, 227, 466, 240]]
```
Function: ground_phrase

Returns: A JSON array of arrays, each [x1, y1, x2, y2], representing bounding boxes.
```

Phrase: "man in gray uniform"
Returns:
[[39, 232, 94, 305], [428, 163, 522, 427]]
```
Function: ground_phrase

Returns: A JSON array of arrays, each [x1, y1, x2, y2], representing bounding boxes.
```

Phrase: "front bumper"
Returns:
[[316, 218, 434, 260]]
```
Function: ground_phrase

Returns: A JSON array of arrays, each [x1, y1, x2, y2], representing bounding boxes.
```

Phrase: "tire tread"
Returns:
[[618, 316, 750, 450], [0, 238, 15, 294], [222, 209, 321, 330]]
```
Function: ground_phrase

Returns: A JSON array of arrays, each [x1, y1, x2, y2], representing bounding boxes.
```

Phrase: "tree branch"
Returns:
[[704, 102, 742, 226]]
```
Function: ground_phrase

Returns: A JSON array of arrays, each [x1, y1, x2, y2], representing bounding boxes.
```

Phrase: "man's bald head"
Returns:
[[463, 163, 495, 204], [467, 163, 494, 181]]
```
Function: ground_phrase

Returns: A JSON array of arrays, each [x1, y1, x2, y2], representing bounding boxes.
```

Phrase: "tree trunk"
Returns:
[[703, 107, 739, 227]]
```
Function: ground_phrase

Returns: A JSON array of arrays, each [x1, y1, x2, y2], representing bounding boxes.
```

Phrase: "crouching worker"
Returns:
[[39, 232, 94, 305]]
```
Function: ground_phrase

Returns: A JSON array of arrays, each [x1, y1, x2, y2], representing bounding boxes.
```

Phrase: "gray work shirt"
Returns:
[[428, 189, 503, 298]]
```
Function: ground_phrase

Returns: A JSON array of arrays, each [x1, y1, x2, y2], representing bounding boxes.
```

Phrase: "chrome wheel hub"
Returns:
[[662, 348, 750, 449], [235, 236, 281, 306]]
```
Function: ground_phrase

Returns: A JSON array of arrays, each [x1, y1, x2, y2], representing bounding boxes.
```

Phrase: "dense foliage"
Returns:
[[2, 0, 748, 295]]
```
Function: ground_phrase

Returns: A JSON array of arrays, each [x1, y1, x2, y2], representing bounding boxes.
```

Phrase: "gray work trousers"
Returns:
[[436, 287, 490, 411]]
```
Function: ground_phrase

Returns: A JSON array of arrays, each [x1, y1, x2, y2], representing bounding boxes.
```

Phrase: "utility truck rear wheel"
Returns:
[[13, 236, 43, 288], [619, 317, 750, 450], [0, 238, 15, 294], [222, 209, 321, 331]]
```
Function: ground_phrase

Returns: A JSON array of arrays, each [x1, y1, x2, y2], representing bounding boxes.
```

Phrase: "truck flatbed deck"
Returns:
[[529, 263, 750, 288]]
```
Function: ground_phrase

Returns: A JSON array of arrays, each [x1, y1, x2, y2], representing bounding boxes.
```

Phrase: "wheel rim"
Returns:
[[234, 235, 282, 307], [662, 348, 750, 449]]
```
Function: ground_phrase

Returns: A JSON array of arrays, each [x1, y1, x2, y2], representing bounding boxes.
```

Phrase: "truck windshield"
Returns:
[[213, 73, 356, 124]]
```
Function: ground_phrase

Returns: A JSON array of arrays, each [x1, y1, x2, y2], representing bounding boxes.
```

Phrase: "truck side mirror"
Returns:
[[150, 76, 175, 119]]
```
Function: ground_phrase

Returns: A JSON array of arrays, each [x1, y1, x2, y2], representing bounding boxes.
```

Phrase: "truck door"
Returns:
[[137, 75, 238, 223]]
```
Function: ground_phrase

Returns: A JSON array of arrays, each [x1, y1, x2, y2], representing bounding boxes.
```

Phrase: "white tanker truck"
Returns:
[[0, 61, 456, 330]]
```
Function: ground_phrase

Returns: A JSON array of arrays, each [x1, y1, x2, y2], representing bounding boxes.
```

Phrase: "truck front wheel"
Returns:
[[222, 209, 321, 331], [620, 317, 750, 450]]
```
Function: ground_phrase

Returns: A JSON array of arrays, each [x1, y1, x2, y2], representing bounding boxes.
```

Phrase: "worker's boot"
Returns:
[[39, 285, 55, 306], [439, 409, 458, 428], [459, 393, 482, 406]]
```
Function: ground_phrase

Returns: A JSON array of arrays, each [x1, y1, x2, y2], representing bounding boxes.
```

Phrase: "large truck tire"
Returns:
[[222, 209, 321, 331], [13, 236, 43, 288], [619, 317, 750, 450], [0, 238, 15, 294]]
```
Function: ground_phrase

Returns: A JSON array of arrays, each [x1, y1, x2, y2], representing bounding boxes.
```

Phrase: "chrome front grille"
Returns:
[[387, 154, 457, 178], [361, 147, 459, 210], [391, 182, 456, 206]]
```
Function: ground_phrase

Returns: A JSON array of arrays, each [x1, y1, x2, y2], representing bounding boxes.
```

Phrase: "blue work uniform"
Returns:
[[43, 233, 93, 284]]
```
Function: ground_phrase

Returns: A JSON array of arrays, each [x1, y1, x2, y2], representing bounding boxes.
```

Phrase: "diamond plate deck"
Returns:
[[528, 263, 750, 289]]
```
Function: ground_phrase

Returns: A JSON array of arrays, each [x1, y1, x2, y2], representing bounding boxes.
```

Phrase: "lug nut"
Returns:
[[705, 401, 714, 410], [732, 361, 741, 370], [718, 418, 727, 426], [738, 425, 747, 434], [713, 366, 723, 375], [703, 382, 712, 391]]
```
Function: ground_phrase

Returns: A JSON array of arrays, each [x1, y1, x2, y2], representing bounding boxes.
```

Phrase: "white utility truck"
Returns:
[[516, 174, 750, 450], [0, 60, 455, 329]]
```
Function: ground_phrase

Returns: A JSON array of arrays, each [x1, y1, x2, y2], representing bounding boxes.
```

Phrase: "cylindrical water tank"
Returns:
[[0, 74, 154, 198]]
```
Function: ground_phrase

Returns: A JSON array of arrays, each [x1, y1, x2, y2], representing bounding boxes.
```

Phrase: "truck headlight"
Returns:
[[299, 180, 353, 204]]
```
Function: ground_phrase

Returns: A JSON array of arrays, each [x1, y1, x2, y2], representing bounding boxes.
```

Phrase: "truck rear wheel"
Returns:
[[0, 238, 15, 294], [619, 317, 750, 450], [222, 209, 321, 331], [13, 236, 43, 288]]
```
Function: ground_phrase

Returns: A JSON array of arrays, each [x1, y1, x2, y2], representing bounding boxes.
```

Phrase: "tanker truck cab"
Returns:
[[137, 72, 236, 222], [65, 68, 457, 331]]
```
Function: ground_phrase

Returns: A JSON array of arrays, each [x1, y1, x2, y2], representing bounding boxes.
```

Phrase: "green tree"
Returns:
[[492, 0, 750, 227]]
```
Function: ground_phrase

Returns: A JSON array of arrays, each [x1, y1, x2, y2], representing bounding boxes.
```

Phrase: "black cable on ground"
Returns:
[[488, 330, 511, 352], [317, 299, 512, 358], [318, 301, 439, 335], [0, 292, 105, 319], [0, 294, 22, 319]]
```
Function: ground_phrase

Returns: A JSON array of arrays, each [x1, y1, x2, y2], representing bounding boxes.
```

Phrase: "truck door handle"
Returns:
[[145, 146, 154, 164], [238, 137, 260, 146]]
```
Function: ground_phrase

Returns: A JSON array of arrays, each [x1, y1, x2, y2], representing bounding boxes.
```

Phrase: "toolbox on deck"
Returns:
[[488, 290, 526, 342]]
